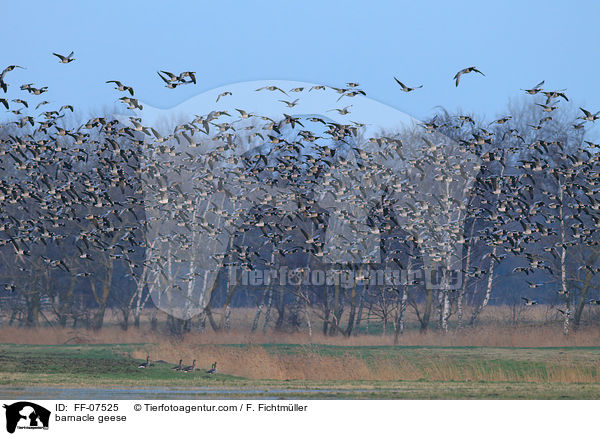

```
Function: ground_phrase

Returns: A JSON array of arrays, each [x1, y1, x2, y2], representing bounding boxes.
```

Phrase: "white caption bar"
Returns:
[[0, 400, 597, 435]]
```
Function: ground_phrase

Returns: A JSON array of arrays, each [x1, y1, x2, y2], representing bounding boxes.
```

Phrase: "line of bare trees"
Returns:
[[0, 91, 598, 338]]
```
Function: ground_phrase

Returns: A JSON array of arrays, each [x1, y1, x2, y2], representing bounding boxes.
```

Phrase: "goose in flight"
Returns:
[[535, 103, 557, 112], [279, 98, 299, 108], [522, 80, 544, 94], [20, 83, 47, 95], [521, 297, 538, 306], [119, 96, 143, 110], [0, 65, 24, 80], [579, 107, 600, 122], [453, 66, 485, 87], [157, 71, 181, 88], [178, 71, 196, 84], [53, 51, 75, 63], [491, 116, 511, 125], [0, 65, 24, 92], [394, 77, 423, 92], [106, 80, 134, 96], [327, 105, 352, 115], [216, 91, 232, 102], [255, 85, 288, 96], [234, 108, 253, 119], [337, 89, 366, 101], [158, 70, 179, 82], [159, 70, 196, 84], [542, 90, 568, 103], [35, 100, 50, 109]]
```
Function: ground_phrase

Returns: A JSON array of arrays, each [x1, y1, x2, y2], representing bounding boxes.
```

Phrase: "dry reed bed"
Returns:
[[2, 324, 600, 347], [3, 321, 600, 349], [131, 343, 600, 383], [2, 324, 600, 383]]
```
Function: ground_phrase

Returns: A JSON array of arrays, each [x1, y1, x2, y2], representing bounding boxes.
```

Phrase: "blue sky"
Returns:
[[1, 0, 599, 126]]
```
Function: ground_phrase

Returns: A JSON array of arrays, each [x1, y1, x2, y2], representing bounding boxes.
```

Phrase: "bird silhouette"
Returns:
[[106, 80, 134, 96], [453, 66, 485, 87], [394, 77, 423, 92], [521, 297, 538, 306], [53, 51, 75, 63]]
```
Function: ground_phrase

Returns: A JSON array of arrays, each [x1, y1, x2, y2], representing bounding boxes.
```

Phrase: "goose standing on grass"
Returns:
[[137, 355, 151, 369], [172, 359, 183, 371], [182, 360, 196, 373], [206, 362, 217, 374]]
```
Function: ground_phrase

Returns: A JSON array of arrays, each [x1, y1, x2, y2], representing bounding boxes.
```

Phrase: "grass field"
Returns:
[[2, 306, 600, 399], [2, 342, 600, 399]]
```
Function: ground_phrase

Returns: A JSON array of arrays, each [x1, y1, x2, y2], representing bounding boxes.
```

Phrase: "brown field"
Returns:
[[1, 304, 600, 348], [126, 343, 600, 383], [2, 304, 600, 390], [2, 323, 600, 348]]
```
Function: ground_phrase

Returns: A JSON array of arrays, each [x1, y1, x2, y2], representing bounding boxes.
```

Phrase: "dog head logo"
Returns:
[[3, 402, 50, 433]]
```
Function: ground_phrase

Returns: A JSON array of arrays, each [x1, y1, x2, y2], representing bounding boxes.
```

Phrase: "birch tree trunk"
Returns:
[[223, 305, 231, 330], [329, 282, 341, 335], [365, 302, 372, 334], [573, 248, 599, 328], [558, 183, 570, 335], [353, 286, 366, 336], [469, 244, 496, 326], [468, 164, 505, 326], [345, 282, 359, 336], [305, 302, 312, 339], [262, 252, 276, 333], [262, 284, 273, 333], [90, 255, 114, 331], [436, 289, 444, 330], [251, 290, 266, 333], [441, 289, 450, 333], [57, 277, 77, 327], [457, 219, 476, 329], [393, 284, 409, 344], [420, 288, 433, 332]]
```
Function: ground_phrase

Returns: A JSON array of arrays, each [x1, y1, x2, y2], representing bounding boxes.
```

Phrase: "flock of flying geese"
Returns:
[[137, 355, 218, 374], [0, 50, 599, 317]]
